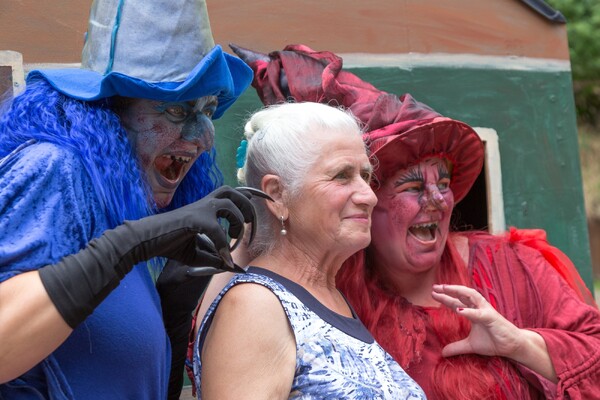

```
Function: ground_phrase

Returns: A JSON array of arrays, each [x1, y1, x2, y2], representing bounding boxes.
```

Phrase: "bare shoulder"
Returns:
[[217, 281, 287, 316], [206, 281, 292, 344], [195, 274, 277, 337], [201, 281, 296, 399]]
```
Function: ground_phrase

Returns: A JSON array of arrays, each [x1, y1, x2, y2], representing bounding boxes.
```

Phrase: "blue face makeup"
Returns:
[[155, 98, 218, 148]]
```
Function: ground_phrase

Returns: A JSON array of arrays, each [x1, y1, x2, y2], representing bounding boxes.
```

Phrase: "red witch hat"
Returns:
[[231, 43, 484, 203]]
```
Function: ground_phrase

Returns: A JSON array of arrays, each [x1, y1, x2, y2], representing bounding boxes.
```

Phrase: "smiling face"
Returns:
[[118, 96, 218, 208], [370, 157, 454, 276], [289, 130, 378, 260]]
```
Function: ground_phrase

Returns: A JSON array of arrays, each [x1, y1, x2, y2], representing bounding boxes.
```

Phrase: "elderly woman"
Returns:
[[230, 44, 600, 400], [192, 101, 426, 399]]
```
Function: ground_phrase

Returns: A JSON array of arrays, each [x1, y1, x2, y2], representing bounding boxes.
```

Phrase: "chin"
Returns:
[[348, 236, 371, 253], [154, 194, 174, 209], [407, 252, 443, 272]]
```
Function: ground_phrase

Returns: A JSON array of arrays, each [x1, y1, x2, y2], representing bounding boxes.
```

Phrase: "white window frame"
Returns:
[[0, 50, 25, 96], [474, 127, 505, 234]]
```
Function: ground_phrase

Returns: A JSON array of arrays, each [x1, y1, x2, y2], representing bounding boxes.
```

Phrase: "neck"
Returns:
[[378, 263, 440, 307], [252, 243, 352, 316]]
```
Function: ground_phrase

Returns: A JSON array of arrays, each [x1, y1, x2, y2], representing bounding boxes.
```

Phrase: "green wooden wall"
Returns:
[[212, 65, 593, 290]]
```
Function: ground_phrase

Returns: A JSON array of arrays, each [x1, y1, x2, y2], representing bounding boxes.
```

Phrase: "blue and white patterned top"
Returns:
[[193, 267, 426, 400]]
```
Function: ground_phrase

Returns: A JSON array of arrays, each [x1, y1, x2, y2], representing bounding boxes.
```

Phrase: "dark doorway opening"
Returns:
[[451, 162, 488, 232]]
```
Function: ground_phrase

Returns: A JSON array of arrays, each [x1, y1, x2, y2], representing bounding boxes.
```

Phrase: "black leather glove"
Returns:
[[38, 185, 255, 329]]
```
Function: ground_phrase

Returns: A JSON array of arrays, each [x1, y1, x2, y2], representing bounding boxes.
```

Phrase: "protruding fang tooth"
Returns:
[[169, 155, 191, 164]]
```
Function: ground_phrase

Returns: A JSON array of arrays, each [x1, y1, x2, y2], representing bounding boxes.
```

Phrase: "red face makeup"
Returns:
[[118, 96, 218, 208], [370, 157, 454, 275]]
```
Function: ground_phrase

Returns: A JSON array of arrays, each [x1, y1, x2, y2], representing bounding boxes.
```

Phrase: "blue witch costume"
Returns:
[[0, 0, 252, 398]]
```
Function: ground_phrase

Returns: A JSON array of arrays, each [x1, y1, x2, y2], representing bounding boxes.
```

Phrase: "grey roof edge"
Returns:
[[519, 0, 567, 23]]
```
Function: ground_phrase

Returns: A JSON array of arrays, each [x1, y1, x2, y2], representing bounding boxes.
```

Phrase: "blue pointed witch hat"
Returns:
[[26, 0, 252, 119]]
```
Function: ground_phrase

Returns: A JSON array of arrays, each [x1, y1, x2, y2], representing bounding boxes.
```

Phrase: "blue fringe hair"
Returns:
[[0, 80, 223, 227]]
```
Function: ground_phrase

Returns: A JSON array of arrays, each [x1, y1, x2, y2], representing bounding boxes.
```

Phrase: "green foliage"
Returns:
[[546, 0, 600, 126], [547, 0, 600, 80]]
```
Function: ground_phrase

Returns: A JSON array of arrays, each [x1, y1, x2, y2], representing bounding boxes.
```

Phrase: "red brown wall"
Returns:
[[209, 0, 569, 59], [0, 1, 88, 63], [1, 0, 569, 65]]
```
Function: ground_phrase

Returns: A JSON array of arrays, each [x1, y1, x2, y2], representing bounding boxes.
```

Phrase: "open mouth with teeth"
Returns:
[[154, 155, 192, 182], [409, 222, 438, 242]]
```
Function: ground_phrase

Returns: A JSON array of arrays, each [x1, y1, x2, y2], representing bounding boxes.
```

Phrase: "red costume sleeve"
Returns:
[[507, 227, 597, 308], [468, 231, 600, 399]]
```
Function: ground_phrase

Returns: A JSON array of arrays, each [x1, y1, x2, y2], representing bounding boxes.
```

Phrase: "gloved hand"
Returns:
[[39, 185, 255, 329]]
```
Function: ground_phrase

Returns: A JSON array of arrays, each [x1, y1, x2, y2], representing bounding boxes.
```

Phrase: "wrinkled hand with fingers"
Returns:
[[431, 284, 523, 359]]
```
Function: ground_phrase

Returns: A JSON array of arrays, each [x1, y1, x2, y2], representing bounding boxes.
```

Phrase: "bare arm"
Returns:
[[432, 284, 557, 382], [0, 271, 72, 383], [201, 283, 296, 399]]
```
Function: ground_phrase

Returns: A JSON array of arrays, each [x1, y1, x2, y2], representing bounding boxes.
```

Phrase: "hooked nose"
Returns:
[[423, 183, 448, 211], [181, 114, 215, 150]]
